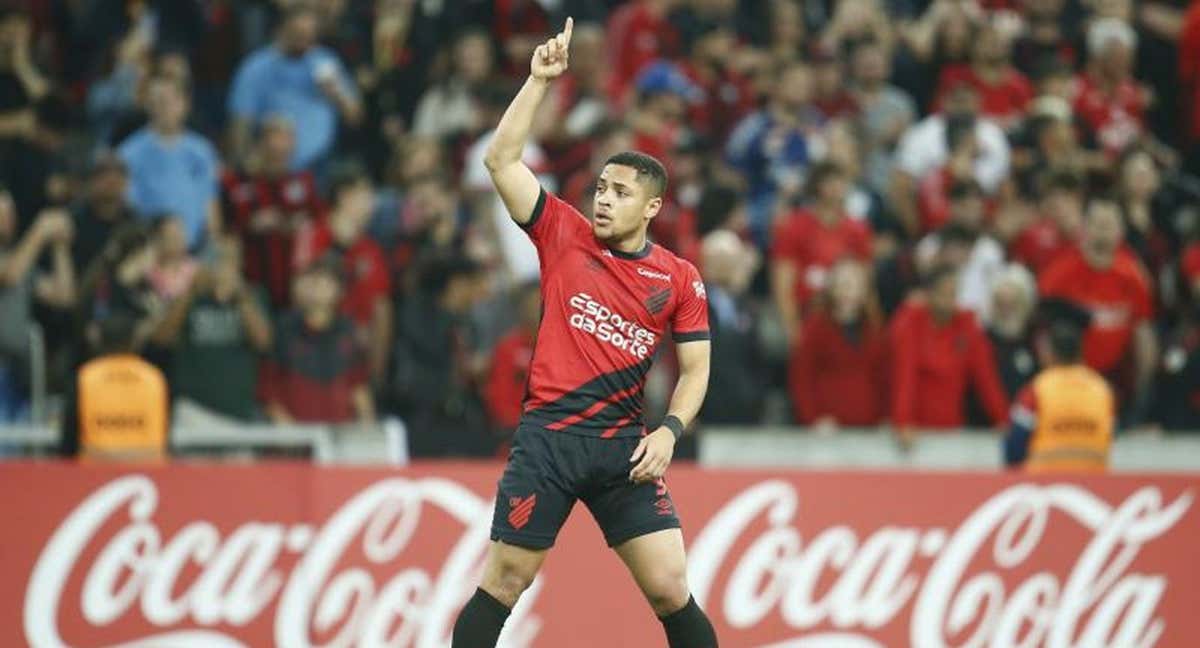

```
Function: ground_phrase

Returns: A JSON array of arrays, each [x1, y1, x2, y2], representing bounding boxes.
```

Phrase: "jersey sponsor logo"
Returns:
[[644, 287, 671, 315], [692, 281, 707, 298], [637, 267, 671, 281], [508, 494, 537, 529], [568, 292, 658, 359]]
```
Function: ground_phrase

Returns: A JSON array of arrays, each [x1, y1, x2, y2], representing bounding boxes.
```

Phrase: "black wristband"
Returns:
[[662, 415, 685, 441]]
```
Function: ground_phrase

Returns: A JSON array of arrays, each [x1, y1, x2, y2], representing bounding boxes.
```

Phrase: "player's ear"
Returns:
[[644, 196, 663, 221]]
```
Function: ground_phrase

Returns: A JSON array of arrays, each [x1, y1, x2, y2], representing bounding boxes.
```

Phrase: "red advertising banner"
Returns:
[[1, 461, 1198, 647]]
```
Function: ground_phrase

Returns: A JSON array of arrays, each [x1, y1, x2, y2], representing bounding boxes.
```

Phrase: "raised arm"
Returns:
[[483, 17, 573, 225]]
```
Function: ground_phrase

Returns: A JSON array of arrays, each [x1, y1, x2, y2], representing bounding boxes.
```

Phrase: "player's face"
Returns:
[[593, 164, 660, 243]]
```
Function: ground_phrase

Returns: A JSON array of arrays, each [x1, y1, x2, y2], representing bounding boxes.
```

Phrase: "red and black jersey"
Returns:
[[520, 189, 710, 438], [222, 169, 325, 309]]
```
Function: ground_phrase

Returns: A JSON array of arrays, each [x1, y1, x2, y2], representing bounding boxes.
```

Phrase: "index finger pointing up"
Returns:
[[558, 16, 573, 49]]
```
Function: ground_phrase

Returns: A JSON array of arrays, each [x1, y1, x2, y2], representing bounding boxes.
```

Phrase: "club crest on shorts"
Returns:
[[508, 494, 537, 529]]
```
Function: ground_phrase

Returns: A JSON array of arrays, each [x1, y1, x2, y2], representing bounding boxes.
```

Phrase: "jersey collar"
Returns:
[[608, 240, 653, 261]]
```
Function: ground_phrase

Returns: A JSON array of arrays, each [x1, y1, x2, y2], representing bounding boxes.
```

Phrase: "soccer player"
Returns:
[[451, 18, 719, 648]]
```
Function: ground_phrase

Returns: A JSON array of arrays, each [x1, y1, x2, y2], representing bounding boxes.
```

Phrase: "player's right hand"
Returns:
[[531, 17, 573, 81]]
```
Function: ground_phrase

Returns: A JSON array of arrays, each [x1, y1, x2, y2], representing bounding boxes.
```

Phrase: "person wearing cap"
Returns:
[[263, 254, 373, 425], [628, 60, 698, 167], [71, 151, 134, 274], [1005, 298, 1114, 472]]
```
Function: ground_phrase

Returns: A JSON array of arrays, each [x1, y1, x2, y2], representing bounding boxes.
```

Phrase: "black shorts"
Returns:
[[490, 423, 682, 550]]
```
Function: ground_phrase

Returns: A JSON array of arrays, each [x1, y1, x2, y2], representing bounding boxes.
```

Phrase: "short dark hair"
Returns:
[[923, 262, 960, 290], [1040, 170, 1085, 197], [604, 151, 668, 198], [328, 166, 370, 204], [96, 314, 139, 354], [696, 185, 741, 235], [1085, 192, 1123, 219], [803, 161, 846, 201], [1047, 321, 1084, 361], [419, 255, 481, 296]]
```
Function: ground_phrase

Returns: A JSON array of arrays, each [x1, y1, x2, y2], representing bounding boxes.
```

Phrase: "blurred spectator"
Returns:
[[679, 19, 755, 142], [147, 216, 198, 301], [293, 169, 392, 382], [1183, 1, 1200, 175], [540, 22, 612, 172], [915, 179, 1005, 320], [62, 314, 167, 460], [849, 39, 917, 195], [223, 116, 324, 310], [891, 84, 1011, 236], [1011, 0, 1078, 78], [412, 28, 494, 140], [1116, 147, 1173, 279], [80, 223, 162, 350], [628, 61, 697, 166], [810, 45, 856, 121], [86, 16, 153, 144], [228, 5, 362, 171], [969, 263, 1039, 427], [932, 20, 1033, 130], [153, 240, 272, 422], [71, 152, 134, 276], [891, 265, 1009, 440], [985, 264, 1040, 396], [562, 120, 633, 209], [1074, 18, 1148, 158], [105, 50, 193, 148], [1010, 171, 1084, 274], [726, 61, 822, 244], [464, 82, 554, 283], [1039, 196, 1158, 426], [789, 259, 888, 430], [264, 256, 373, 425], [699, 229, 766, 424], [606, 0, 682, 101], [118, 74, 221, 251], [916, 115, 984, 233], [898, 0, 980, 107], [1158, 242, 1200, 429], [392, 256, 490, 457], [484, 280, 540, 435], [771, 161, 873, 343], [0, 196, 75, 419], [0, 7, 50, 223]]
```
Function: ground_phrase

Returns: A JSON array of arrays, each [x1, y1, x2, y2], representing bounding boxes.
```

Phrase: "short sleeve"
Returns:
[[672, 262, 710, 342], [228, 55, 264, 119], [523, 188, 592, 257]]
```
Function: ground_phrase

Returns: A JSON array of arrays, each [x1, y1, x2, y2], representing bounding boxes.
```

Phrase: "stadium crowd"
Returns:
[[2, 0, 1200, 457]]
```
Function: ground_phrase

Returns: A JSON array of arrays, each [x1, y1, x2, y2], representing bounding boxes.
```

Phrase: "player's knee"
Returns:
[[642, 568, 691, 617], [481, 555, 538, 608]]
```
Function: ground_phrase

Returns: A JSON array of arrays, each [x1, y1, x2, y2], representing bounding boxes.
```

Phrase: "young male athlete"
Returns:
[[451, 18, 720, 648]]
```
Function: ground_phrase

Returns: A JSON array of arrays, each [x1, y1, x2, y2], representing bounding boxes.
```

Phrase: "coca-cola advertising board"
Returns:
[[1, 461, 1198, 647]]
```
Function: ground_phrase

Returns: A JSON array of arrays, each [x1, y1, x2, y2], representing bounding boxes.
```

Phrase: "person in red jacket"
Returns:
[[789, 259, 888, 431], [890, 264, 1010, 445], [1038, 195, 1157, 425], [771, 161, 873, 344], [1010, 171, 1084, 274], [484, 281, 541, 438]]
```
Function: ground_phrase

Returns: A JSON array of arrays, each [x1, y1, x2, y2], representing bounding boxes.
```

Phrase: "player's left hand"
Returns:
[[629, 427, 675, 483]]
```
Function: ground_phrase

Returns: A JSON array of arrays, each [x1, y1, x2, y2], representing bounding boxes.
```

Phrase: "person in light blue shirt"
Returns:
[[118, 74, 221, 251], [227, 5, 362, 171]]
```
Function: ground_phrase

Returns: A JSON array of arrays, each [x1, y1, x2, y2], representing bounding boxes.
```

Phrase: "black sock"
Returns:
[[452, 587, 512, 648], [659, 595, 718, 648]]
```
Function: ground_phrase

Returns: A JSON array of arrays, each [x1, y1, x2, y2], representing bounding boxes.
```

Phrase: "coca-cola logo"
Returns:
[[687, 481, 1193, 647], [24, 476, 543, 648], [19, 475, 1195, 647]]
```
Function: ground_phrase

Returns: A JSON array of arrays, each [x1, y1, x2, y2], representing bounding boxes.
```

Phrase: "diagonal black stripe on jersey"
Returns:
[[525, 356, 654, 427], [644, 288, 671, 315], [580, 388, 646, 428]]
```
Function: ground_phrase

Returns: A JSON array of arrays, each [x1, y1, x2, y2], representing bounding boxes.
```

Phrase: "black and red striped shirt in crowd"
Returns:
[[519, 189, 710, 438], [222, 170, 325, 309]]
